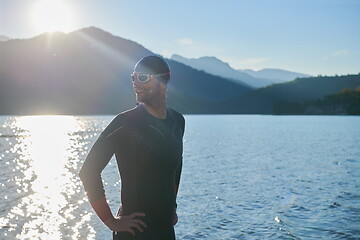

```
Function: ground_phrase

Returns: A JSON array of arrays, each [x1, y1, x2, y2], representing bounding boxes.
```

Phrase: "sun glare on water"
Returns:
[[31, 0, 77, 34], [0, 116, 96, 239]]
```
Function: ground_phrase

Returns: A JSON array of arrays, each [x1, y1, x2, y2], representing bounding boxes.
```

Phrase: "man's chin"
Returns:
[[136, 97, 144, 103]]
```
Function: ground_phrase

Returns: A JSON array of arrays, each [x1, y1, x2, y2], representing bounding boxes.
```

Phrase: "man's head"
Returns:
[[132, 56, 171, 104], [133, 55, 171, 83]]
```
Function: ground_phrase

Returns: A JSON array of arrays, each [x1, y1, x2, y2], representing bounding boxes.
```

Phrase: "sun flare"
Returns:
[[31, 0, 76, 33]]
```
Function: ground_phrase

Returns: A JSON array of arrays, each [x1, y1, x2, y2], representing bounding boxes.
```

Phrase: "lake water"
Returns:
[[0, 115, 359, 240]]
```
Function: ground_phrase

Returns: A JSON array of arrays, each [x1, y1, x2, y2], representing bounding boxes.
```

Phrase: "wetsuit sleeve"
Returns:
[[174, 114, 185, 197], [79, 115, 124, 221], [174, 160, 182, 194]]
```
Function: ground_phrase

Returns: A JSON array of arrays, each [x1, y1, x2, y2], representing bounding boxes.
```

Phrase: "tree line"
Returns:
[[273, 87, 360, 115]]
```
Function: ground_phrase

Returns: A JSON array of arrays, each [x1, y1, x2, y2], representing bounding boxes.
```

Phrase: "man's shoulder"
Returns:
[[168, 108, 184, 122], [168, 108, 185, 133], [102, 106, 142, 136], [117, 105, 141, 118], [113, 105, 145, 127]]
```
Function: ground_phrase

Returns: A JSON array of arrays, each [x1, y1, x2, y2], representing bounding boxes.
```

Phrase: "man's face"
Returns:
[[132, 72, 163, 104]]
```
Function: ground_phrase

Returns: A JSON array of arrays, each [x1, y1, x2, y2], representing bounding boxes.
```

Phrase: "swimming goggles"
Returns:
[[131, 72, 170, 83]]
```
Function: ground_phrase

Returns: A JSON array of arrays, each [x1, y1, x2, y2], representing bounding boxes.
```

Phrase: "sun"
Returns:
[[31, 0, 76, 33]]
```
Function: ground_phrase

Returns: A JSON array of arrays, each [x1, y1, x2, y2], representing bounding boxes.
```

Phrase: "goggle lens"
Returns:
[[138, 74, 150, 82]]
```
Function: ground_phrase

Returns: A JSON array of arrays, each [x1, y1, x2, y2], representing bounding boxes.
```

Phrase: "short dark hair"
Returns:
[[134, 55, 171, 83]]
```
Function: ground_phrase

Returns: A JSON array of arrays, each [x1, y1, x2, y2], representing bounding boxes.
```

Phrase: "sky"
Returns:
[[1, 0, 360, 76]]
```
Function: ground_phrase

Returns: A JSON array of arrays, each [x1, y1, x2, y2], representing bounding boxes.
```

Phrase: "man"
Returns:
[[79, 55, 185, 240]]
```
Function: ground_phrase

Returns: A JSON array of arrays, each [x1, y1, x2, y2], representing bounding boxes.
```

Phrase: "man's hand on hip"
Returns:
[[105, 212, 147, 236]]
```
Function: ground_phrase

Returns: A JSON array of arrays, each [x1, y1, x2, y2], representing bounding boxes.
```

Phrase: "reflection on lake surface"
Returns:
[[0, 115, 359, 239], [0, 116, 99, 239]]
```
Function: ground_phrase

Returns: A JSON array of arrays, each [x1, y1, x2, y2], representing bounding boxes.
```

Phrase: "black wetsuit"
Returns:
[[80, 104, 185, 240]]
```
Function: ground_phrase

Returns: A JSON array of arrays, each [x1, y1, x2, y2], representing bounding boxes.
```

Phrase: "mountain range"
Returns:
[[171, 54, 311, 88], [221, 74, 360, 114], [0, 27, 359, 115], [0, 27, 250, 115]]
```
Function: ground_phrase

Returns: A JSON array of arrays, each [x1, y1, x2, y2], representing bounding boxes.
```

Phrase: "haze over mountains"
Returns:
[[0, 27, 359, 115], [243, 68, 311, 83], [171, 54, 311, 88]]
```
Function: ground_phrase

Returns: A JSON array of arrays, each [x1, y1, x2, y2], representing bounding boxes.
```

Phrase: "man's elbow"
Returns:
[[79, 164, 101, 187]]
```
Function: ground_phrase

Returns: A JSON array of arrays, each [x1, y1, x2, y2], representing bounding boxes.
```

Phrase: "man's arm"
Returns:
[[174, 160, 182, 197], [79, 125, 116, 221], [79, 116, 146, 235], [173, 113, 185, 225], [173, 159, 182, 226], [174, 113, 185, 197]]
